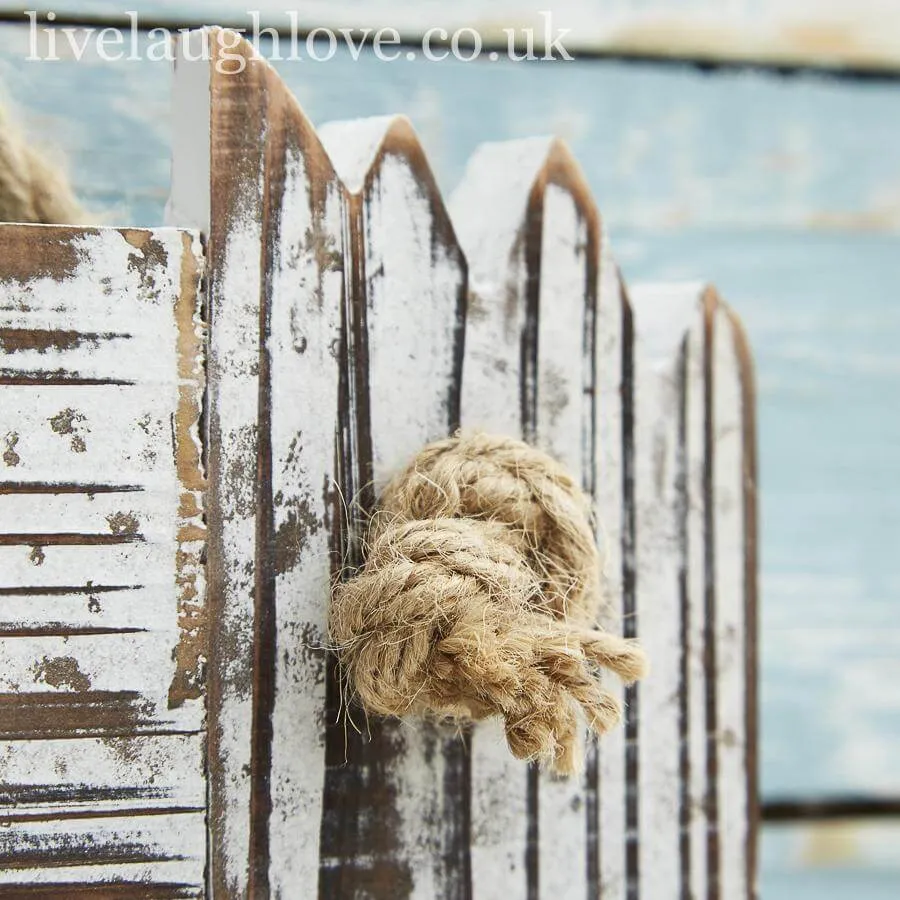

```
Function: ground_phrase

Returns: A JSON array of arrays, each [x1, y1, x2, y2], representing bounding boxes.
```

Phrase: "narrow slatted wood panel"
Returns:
[[0, 223, 206, 895], [629, 283, 759, 900], [595, 248, 634, 899], [451, 136, 609, 898], [709, 292, 759, 900], [529, 142, 600, 900], [685, 302, 711, 900], [0, 27, 758, 897], [629, 283, 697, 900], [169, 28, 346, 899], [449, 137, 549, 900], [316, 114, 468, 899]]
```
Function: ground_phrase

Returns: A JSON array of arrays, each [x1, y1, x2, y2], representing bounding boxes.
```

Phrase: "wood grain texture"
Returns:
[[316, 113, 468, 900], [685, 306, 711, 900], [594, 238, 631, 900], [0, 223, 206, 891], [527, 142, 600, 900], [629, 284, 698, 900], [170, 28, 346, 898], [449, 137, 552, 900], [709, 292, 759, 900]]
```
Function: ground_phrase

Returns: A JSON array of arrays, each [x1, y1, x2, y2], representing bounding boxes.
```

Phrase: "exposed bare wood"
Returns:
[[171, 27, 347, 898]]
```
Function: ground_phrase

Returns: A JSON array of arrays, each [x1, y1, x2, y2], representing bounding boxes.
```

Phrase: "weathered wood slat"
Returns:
[[192, 33, 267, 898], [685, 303, 711, 900], [263, 78, 344, 900], [449, 137, 557, 900], [169, 28, 349, 898], [533, 149, 599, 900], [0, 734, 205, 819], [709, 294, 759, 900], [505, 139, 601, 899], [318, 112, 468, 900], [0, 544, 166, 590], [630, 283, 701, 900], [0, 223, 206, 891], [594, 246, 632, 899]]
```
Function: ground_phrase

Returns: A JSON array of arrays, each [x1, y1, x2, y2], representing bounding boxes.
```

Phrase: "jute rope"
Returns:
[[330, 431, 647, 775], [0, 102, 85, 225]]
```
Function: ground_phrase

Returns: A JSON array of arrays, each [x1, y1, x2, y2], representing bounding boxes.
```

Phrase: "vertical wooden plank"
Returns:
[[451, 136, 629, 899], [170, 28, 346, 898], [263, 77, 344, 899], [528, 144, 599, 900], [317, 114, 468, 900], [595, 247, 630, 900], [708, 292, 758, 900], [198, 33, 266, 897], [686, 306, 710, 900], [0, 223, 206, 892], [733, 306, 759, 900], [450, 137, 554, 900], [630, 283, 702, 900]]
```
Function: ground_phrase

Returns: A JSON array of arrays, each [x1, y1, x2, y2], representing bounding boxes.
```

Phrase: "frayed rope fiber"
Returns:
[[329, 431, 647, 775], [0, 103, 86, 225]]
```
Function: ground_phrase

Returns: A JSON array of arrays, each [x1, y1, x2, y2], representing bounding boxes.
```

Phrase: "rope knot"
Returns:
[[329, 431, 647, 775]]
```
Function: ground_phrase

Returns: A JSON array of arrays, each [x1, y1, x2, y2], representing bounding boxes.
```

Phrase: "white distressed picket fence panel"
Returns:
[[0, 29, 757, 900]]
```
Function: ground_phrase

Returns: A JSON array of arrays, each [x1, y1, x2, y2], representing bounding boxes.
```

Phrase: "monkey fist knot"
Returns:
[[329, 431, 647, 774]]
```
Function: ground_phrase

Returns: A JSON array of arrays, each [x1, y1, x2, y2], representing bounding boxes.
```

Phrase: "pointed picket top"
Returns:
[[319, 114, 409, 193], [449, 135, 599, 320], [449, 135, 607, 899], [317, 111, 469, 900]]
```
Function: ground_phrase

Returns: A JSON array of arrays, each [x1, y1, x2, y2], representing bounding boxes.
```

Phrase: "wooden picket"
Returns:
[[0, 28, 758, 900]]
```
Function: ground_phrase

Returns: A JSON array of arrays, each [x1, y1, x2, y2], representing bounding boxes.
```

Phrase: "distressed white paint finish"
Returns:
[[0, 812, 207, 884], [0, 33, 760, 893], [686, 302, 711, 900], [203, 200, 260, 897], [321, 113, 467, 898], [265, 122, 345, 895], [0, 544, 163, 589], [449, 137, 555, 900], [170, 31, 349, 897], [533, 176, 593, 896], [712, 303, 751, 900], [0, 733, 205, 814], [595, 234, 628, 899], [320, 115, 464, 483], [0, 224, 206, 888], [630, 283, 701, 900]]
